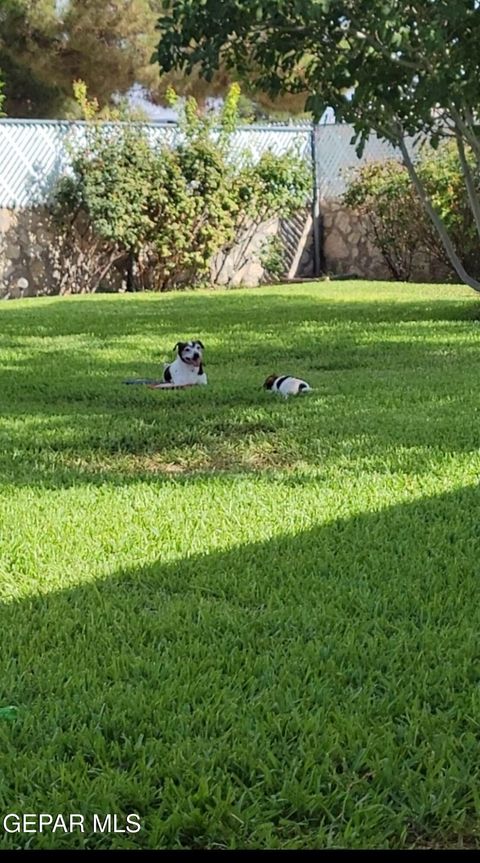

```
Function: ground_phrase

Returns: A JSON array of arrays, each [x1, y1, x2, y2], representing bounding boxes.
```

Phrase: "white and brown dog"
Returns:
[[162, 340, 207, 387], [263, 374, 312, 398]]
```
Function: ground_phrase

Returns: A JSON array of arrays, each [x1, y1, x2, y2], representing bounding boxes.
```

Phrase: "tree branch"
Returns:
[[449, 105, 480, 168], [454, 129, 480, 242]]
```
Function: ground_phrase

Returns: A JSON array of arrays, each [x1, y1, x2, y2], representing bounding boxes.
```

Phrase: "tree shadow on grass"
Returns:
[[1, 484, 480, 849]]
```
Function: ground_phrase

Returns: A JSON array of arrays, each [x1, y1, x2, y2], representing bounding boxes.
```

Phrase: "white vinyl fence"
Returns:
[[0, 118, 410, 209]]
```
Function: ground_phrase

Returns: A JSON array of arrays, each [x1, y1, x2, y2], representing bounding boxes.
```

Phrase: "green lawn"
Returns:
[[1, 281, 480, 849]]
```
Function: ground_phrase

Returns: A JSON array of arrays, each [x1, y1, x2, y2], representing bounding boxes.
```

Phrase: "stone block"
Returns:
[[6, 244, 20, 260]]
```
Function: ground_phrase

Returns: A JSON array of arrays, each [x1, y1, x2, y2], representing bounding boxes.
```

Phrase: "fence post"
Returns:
[[310, 123, 323, 277]]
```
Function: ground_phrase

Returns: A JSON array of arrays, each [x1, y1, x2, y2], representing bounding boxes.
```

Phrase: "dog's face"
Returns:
[[174, 340, 204, 368], [263, 374, 277, 390]]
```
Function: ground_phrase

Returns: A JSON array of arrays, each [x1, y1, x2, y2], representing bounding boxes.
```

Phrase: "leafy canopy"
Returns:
[[157, 1, 479, 147]]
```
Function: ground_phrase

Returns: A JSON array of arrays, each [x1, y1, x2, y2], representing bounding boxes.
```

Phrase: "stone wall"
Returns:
[[322, 199, 390, 280], [321, 198, 452, 283], [0, 201, 453, 299], [0, 207, 315, 298], [0, 209, 61, 299]]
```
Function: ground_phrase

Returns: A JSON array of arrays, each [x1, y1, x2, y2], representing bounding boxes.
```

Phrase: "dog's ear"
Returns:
[[174, 341, 186, 354]]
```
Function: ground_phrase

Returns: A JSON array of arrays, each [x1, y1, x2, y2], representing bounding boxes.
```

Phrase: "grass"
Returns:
[[1, 280, 480, 849]]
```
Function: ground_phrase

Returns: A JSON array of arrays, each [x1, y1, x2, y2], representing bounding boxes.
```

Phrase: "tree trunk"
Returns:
[[126, 250, 136, 292], [450, 106, 480, 172]]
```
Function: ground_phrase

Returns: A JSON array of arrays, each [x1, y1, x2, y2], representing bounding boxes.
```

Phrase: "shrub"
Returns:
[[344, 143, 480, 282], [418, 144, 480, 280], [52, 83, 311, 292], [343, 160, 424, 281], [259, 235, 287, 281]]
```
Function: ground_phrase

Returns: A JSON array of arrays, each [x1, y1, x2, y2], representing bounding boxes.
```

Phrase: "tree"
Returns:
[[0, 1, 308, 118], [0, 1, 284, 118], [155, 0, 480, 291], [0, 0, 162, 117]]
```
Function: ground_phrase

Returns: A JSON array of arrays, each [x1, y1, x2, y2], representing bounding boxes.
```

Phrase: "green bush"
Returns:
[[344, 160, 424, 281], [418, 143, 480, 280], [344, 143, 480, 282], [53, 85, 311, 292], [259, 235, 287, 281]]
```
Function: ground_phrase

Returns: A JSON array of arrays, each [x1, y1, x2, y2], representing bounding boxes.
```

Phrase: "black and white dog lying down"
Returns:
[[162, 340, 207, 387], [263, 374, 312, 397]]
